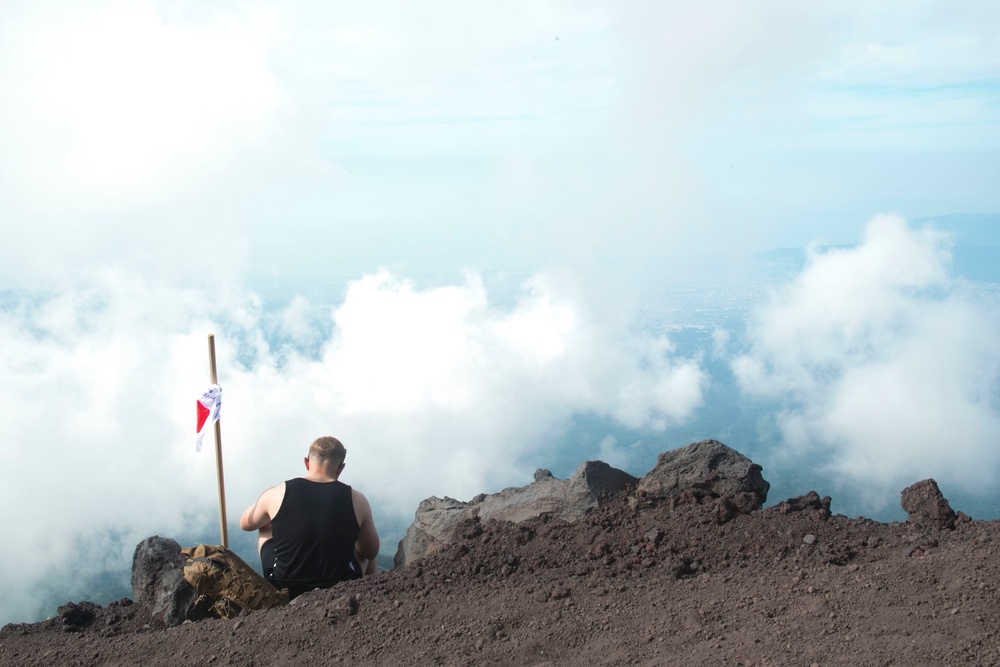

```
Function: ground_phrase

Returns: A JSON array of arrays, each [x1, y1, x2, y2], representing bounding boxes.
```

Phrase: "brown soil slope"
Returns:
[[3, 491, 1000, 666]]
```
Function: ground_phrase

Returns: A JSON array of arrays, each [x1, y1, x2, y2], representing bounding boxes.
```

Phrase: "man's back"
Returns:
[[240, 436, 380, 596], [269, 478, 362, 595]]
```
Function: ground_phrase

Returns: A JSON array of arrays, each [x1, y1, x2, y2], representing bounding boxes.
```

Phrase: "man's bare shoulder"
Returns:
[[351, 487, 373, 514], [260, 482, 287, 510], [266, 481, 287, 494], [240, 481, 287, 531]]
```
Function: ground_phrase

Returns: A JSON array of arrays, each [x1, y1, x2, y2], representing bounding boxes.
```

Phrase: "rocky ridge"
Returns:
[[2, 439, 999, 666], [396, 440, 766, 567]]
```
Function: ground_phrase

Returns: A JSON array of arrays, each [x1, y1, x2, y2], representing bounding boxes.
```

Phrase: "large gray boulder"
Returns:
[[395, 461, 638, 567], [131, 536, 197, 627], [637, 440, 769, 513], [393, 495, 471, 569]]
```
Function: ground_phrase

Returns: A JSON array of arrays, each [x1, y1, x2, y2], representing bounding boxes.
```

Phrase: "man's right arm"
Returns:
[[240, 484, 283, 532]]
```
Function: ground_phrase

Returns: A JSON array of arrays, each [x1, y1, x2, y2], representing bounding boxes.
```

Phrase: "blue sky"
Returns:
[[1, 0, 999, 624]]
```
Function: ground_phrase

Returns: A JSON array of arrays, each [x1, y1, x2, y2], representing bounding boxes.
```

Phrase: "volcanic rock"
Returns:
[[636, 439, 770, 512], [774, 490, 832, 517], [395, 460, 638, 566], [131, 536, 197, 627], [57, 601, 100, 633], [901, 478, 958, 530]]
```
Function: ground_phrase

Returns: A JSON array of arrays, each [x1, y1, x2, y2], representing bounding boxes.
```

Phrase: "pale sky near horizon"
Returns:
[[1, 0, 999, 624], [2, 1, 998, 295]]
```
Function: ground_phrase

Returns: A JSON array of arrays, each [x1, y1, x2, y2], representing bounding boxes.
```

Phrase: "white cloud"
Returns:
[[0, 0, 287, 211], [0, 267, 705, 624], [596, 435, 636, 471], [733, 215, 1000, 498]]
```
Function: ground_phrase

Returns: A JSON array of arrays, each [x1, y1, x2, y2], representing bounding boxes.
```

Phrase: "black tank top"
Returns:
[[270, 478, 362, 596]]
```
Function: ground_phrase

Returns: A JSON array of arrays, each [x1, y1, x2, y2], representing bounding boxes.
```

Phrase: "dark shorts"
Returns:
[[259, 539, 362, 599]]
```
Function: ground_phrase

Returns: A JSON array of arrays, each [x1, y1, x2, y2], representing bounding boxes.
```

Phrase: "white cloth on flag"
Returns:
[[196, 384, 222, 451]]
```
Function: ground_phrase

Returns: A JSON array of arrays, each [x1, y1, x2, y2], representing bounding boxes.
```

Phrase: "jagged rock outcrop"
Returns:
[[636, 439, 770, 513], [131, 536, 197, 627], [395, 461, 638, 567], [901, 479, 958, 530], [396, 441, 773, 566]]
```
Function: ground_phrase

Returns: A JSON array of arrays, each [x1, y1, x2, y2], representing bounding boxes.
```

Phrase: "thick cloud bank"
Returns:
[[0, 269, 705, 625], [733, 215, 1000, 500]]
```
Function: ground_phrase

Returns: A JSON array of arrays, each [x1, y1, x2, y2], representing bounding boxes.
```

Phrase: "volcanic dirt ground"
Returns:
[[3, 490, 1000, 666]]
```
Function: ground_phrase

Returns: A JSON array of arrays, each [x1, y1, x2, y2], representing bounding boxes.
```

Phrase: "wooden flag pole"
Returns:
[[208, 334, 229, 548]]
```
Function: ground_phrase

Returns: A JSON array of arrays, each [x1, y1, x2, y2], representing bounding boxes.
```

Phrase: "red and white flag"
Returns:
[[196, 384, 222, 451]]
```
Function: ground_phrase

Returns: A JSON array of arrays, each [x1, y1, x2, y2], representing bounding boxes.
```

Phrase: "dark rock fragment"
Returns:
[[131, 536, 198, 627], [901, 479, 957, 530], [775, 491, 832, 518], [58, 601, 100, 633]]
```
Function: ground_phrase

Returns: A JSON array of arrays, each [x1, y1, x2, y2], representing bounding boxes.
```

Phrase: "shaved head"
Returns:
[[308, 436, 347, 465]]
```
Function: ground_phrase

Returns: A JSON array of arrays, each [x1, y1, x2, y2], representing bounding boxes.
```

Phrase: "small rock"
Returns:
[[776, 491, 832, 517], [58, 601, 100, 633]]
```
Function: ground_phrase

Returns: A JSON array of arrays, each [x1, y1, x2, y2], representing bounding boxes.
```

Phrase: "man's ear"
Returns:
[[304, 457, 310, 470]]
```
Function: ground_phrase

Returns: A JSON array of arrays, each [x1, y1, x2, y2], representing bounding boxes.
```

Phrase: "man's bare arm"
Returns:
[[352, 489, 380, 565], [240, 484, 283, 531]]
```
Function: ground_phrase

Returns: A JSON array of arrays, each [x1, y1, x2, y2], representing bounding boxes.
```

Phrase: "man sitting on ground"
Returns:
[[240, 436, 380, 599]]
